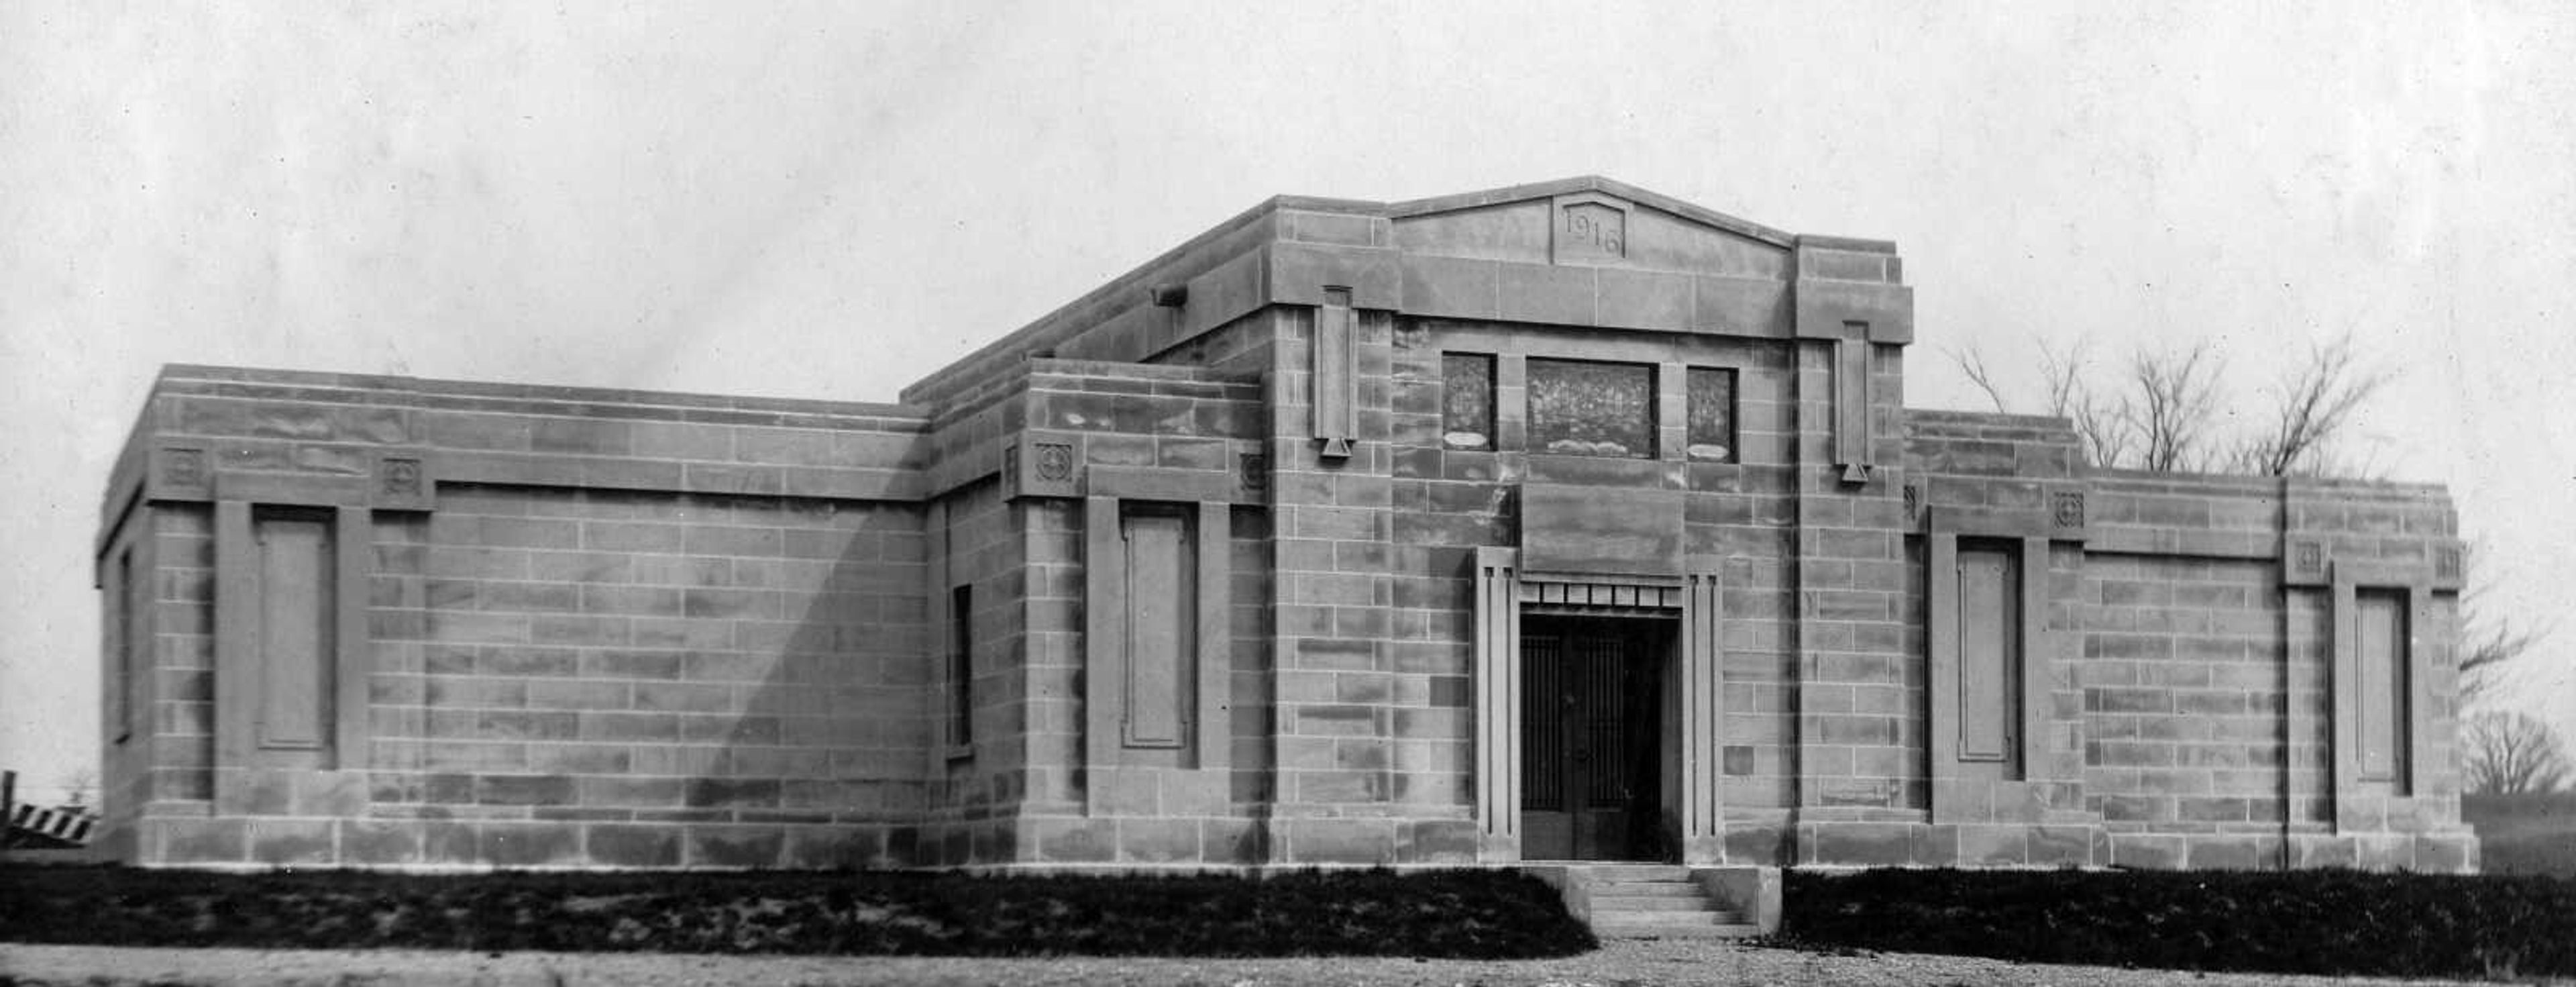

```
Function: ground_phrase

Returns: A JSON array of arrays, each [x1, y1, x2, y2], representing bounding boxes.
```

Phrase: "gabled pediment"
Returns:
[[906, 175, 1907, 408], [1385, 176, 1795, 280]]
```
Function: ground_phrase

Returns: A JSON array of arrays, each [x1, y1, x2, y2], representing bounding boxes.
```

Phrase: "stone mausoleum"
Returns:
[[95, 177, 2477, 874]]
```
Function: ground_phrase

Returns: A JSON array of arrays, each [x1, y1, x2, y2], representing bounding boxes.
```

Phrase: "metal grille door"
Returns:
[[1519, 617, 1666, 860]]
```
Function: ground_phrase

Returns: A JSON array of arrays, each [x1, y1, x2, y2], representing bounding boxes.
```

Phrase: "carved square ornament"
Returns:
[[2284, 535, 2330, 587], [382, 458, 422, 497], [1032, 443, 1075, 482], [2434, 541, 2467, 590], [370, 452, 434, 510], [2052, 490, 2085, 528], [1008, 432, 1084, 499], [160, 447, 207, 489], [1238, 452, 1268, 496]]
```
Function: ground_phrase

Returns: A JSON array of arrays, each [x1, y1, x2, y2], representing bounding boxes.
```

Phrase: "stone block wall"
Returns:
[[1887, 411, 2097, 867], [971, 357, 1275, 866], [1899, 411, 2473, 872], [99, 366, 934, 868], [2086, 475, 2471, 871], [1782, 331, 1919, 865]]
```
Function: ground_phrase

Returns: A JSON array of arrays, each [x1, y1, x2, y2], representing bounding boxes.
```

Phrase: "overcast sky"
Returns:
[[3, 3, 2571, 804]]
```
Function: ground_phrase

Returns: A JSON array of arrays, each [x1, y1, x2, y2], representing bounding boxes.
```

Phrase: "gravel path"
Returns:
[[0, 939, 2536, 986]]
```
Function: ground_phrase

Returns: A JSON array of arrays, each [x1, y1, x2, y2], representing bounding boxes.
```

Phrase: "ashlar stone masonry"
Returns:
[[93, 176, 2475, 872]]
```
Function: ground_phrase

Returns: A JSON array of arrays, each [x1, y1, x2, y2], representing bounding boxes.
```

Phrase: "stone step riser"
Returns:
[[1590, 882, 1705, 897], [1594, 912, 1744, 927], [1587, 902, 1710, 917], [1581, 866, 1690, 882], [1596, 925, 1764, 940]]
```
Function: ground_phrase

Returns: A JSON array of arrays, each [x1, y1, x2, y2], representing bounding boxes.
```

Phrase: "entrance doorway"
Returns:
[[1519, 615, 1670, 861]]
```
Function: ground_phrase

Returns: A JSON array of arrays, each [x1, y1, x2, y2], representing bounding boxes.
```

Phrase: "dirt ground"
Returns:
[[0, 939, 2535, 986]]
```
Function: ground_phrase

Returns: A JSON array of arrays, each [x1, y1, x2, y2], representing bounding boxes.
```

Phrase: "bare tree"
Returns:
[[2038, 339, 2138, 470], [1959, 333, 2385, 476], [2227, 331, 2392, 476], [1960, 332, 2544, 729], [2463, 710, 2575, 795], [1945, 344, 2012, 414], [2120, 342, 2224, 472], [2459, 543, 2553, 706]]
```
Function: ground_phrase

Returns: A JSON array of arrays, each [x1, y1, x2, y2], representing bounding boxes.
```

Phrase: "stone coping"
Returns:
[[155, 364, 926, 421]]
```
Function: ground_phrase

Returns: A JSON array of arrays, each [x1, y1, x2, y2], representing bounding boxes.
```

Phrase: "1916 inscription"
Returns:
[[1561, 203, 1625, 258]]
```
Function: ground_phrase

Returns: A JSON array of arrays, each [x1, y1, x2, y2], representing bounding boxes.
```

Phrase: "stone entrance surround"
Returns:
[[91, 176, 2475, 872]]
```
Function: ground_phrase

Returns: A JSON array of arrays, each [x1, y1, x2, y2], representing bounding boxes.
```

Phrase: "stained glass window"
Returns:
[[1527, 358, 1654, 458], [1687, 367, 1737, 462], [1441, 353, 1495, 450]]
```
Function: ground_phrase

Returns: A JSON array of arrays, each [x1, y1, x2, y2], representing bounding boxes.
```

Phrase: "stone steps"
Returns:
[[1581, 871, 1762, 940]]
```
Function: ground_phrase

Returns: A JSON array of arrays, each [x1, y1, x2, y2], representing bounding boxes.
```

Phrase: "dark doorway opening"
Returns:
[[1519, 614, 1672, 861]]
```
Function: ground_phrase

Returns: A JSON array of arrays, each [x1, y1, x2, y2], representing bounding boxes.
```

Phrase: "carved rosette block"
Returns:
[[1237, 452, 1267, 499], [2432, 540, 2467, 592], [2052, 490, 2085, 528], [1006, 431, 1085, 500], [2283, 534, 2331, 588], [154, 445, 212, 501], [371, 453, 433, 511]]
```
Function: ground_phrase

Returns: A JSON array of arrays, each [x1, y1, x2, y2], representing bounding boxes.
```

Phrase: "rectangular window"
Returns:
[[2355, 589, 2409, 782], [1686, 367, 1738, 462], [1527, 358, 1656, 458], [1121, 506, 1195, 747], [1441, 352, 1495, 450], [254, 509, 334, 749], [1954, 540, 2021, 764], [950, 584, 973, 749]]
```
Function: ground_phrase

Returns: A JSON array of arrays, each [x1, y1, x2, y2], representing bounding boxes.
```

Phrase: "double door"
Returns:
[[1519, 617, 1666, 861]]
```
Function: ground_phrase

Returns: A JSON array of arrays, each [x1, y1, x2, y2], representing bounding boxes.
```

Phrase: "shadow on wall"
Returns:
[[387, 486, 930, 870], [650, 493, 929, 869]]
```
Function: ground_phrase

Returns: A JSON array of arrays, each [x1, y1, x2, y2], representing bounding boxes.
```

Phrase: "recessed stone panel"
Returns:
[[1519, 484, 1682, 578]]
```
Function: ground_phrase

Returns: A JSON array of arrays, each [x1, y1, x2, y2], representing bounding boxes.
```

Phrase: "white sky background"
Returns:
[[2, 3, 2571, 805]]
